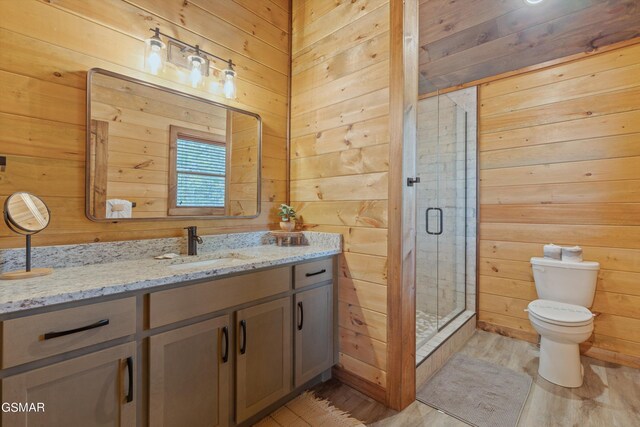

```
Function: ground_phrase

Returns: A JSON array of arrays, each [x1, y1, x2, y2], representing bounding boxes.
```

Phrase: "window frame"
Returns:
[[168, 123, 231, 216]]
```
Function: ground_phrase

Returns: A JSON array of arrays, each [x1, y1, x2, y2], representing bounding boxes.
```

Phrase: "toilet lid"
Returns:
[[528, 299, 593, 326]]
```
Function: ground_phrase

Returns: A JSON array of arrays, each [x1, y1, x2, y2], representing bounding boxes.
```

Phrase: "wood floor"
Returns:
[[311, 330, 640, 427]]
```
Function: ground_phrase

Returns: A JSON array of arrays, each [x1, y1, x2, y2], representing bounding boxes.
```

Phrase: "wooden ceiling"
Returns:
[[418, 0, 640, 94]]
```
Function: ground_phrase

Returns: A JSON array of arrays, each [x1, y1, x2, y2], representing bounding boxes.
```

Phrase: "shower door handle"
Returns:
[[426, 208, 443, 235]]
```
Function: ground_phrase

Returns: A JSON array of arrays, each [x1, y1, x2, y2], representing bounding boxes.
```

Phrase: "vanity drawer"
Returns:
[[2, 297, 136, 369], [294, 258, 333, 289], [149, 266, 291, 329]]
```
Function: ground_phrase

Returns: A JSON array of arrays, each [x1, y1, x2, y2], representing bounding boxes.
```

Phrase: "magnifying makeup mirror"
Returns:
[[1, 192, 53, 280]]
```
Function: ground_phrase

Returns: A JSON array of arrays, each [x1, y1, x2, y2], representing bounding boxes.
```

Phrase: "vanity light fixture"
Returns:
[[223, 60, 237, 99], [524, 0, 544, 4], [144, 28, 166, 75], [145, 28, 237, 99], [187, 46, 206, 88]]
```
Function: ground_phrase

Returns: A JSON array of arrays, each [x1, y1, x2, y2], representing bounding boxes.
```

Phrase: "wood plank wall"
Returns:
[[478, 42, 640, 368], [0, 0, 290, 248], [290, 0, 391, 396], [418, 0, 640, 93]]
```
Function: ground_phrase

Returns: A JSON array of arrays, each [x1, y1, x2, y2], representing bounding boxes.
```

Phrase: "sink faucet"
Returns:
[[185, 226, 203, 256]]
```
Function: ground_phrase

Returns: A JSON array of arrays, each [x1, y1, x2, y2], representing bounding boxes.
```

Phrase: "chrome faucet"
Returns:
[[185, 226, 203, 256]]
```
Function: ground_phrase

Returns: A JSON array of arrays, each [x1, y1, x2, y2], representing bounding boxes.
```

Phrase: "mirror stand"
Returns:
[[0, 234, 53, 280]]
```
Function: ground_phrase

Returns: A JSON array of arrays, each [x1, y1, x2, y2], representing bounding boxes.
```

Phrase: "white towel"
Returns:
[[543, 244, 562, 260], [106, 199, 133, 219], [562, 246, 583, 263]]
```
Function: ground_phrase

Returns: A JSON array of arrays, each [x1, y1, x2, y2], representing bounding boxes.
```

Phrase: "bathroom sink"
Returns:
[[168, 253, 253, 271]]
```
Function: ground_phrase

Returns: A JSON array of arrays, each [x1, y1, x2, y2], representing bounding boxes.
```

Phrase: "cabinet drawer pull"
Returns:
[[305, 269, 326, 278], [239, 320, 247, 355], [43, 319, 110, 340], [297, 302, 304, 331], [221, 326, 229, 363], [125, 356, 134, 403]]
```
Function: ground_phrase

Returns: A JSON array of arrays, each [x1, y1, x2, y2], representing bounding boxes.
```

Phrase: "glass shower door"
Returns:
[[415, 95, 439, 349], [433, 94, 466, 329], [415, 92, 467, 350]]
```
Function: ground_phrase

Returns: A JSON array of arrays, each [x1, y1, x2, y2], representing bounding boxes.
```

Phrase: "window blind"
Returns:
[[175, 138, 226, 207]]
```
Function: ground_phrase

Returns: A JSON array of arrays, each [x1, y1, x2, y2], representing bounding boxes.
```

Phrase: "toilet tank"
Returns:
[[530, 257, 599, 307]]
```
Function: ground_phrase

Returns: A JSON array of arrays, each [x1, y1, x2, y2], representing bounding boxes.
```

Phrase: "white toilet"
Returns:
[[528, 257, 599, 388]]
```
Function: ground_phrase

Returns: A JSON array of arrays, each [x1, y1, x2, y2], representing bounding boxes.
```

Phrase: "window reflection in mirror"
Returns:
[[169, 126, 228, 216], [86, 69, 260, 221]]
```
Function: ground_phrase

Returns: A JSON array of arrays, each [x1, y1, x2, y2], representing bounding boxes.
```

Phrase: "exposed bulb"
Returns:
[[190, 58, 203, 88], [147, 44, 162, 75], [145, 28, 165, 75], [223, 68, 236, 99]]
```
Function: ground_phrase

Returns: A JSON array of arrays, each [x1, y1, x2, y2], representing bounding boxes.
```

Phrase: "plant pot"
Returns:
[[279, 221, 296, 232]]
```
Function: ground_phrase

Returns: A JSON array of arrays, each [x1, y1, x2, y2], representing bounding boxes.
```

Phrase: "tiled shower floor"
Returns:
[[417, 310, 475, 364], [416, 309, 438, 349], [416, 308, 463, 350]]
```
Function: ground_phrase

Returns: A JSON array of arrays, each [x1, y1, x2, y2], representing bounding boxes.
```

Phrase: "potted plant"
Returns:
[[278, 204, 296, 231]]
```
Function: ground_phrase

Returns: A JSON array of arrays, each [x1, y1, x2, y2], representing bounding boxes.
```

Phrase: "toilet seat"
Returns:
[[528, 299, 593, 327]]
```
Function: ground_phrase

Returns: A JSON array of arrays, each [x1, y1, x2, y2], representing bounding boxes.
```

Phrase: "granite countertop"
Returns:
[[0, 232, 341, 315]]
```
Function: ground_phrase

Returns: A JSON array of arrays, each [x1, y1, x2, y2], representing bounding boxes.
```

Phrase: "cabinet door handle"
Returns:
[[125, 356, 134, 403], [43, 319, 109, 340], [221, 326, 229, 363], [239, 320, 247, 355], [297, 302, 304, 331], [305, 269, 326, 277]]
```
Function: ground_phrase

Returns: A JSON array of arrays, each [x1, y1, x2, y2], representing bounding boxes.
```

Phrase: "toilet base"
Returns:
[[538, 336, 584, 388]]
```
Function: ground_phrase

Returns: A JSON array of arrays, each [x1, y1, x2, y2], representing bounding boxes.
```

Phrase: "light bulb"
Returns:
[[144, 28, 165, 75], [147, 44, 162, 75], [190, 59, 203, 88], [187, 48, 207, 89], [223, 67, 236, 99], [223, 74, 235, 99]]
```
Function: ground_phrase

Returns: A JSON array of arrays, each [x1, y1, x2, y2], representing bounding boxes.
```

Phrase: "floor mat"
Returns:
[[416, 353, 532, 427]]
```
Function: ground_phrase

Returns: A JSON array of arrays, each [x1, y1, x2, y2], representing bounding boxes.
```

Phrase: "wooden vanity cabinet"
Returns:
[[1, 342, 136, 427], [148, 316, 231, 427], [153, 259, 335, 425], [0, 256, 336, 427], [294, 284, 334, 387], [235, 297, 292, 424]]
